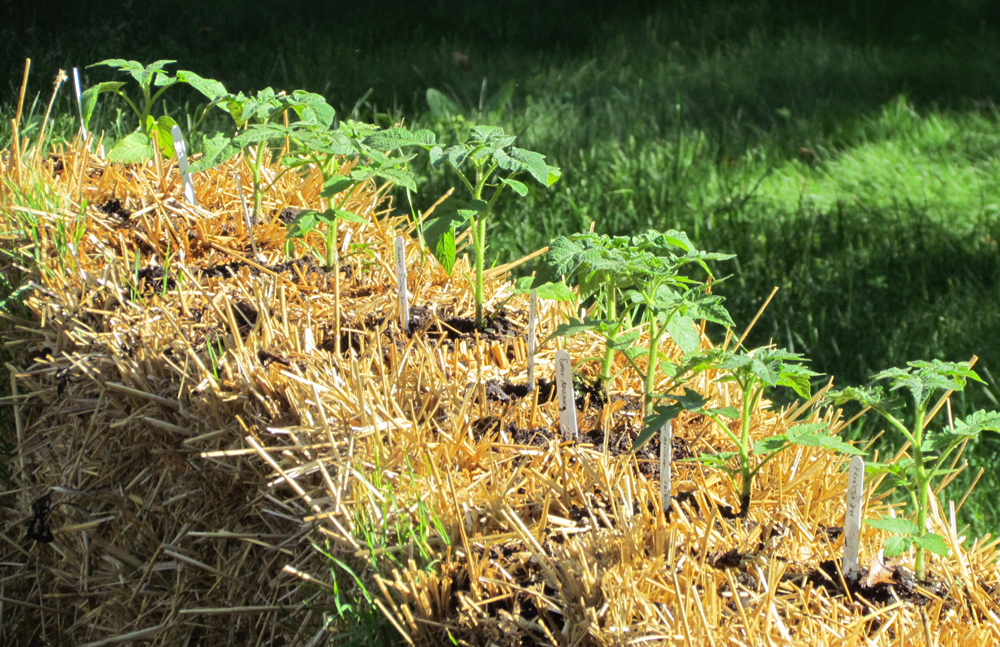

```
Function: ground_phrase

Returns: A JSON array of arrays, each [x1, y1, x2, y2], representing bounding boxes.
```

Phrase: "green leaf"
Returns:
[[176, 70, 228, 102], [320, 175, 357, 197], [666, 314, 700, 354], [289, 90, 336, 128], [150, 115, 178, 158], [107, 132, 154, 163], [501, 178, 528, 196], [374, 167, 418, 192], [470, 125, 505, 143], [633, 404, 675, 452], [883, 534, 913, 557], [913, 533, 950, 556], [954, 409, 1000, 436], [495, 146, 560, 186], [865, 517, 920, 536], [513, 278, 575, 301], [188, 132, 238, 174], [426, 88, 462, 118], [80, 81, 126, 130], [286, 211, 320, 238], [313, 208, 367, 225], [422, 196, 484, 275], [690, 452, 739, 472], [364, 127, 436, 150], [753, 436, 789, 454]]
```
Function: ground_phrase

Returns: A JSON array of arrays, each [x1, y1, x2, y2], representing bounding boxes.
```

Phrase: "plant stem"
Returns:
[[601, 290, 617, 395], [644, 316, 660, 415], [738, 384, 759, 518]]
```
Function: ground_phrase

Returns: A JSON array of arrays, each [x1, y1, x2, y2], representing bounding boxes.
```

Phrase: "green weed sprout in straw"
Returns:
[[827, 359, 1000, 579]]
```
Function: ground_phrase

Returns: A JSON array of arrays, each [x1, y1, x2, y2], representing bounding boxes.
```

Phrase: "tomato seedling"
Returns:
[[639, 346, 864, 518], [827, 360, 1000, 579], [529, 230, 733, 412]]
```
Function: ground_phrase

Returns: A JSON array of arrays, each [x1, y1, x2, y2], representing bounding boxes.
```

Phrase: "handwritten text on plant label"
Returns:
[[555, 349, 578, 441], [844, 455, 865, 580]]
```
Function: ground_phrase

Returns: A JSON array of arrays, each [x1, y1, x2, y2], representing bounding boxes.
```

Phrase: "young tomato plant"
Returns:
[[639, 346, 864, 518], [82, 59, 227, 162], [370, 125, 559, 329], [530, 230, 733, 411], [189, 87, 338, 221], [827, 360, 1000, 579]]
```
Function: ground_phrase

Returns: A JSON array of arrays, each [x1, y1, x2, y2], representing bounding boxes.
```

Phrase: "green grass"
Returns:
[[4, 0, 1000, 543]]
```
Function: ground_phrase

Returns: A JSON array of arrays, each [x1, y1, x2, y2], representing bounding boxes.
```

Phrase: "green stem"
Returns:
[[601, 290, 617, 393], [644, 317, 661, 416], [738, 384, 760, 518]]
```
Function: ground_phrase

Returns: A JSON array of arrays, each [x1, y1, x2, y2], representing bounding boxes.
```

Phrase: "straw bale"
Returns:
[[1, 137, 999, 647]]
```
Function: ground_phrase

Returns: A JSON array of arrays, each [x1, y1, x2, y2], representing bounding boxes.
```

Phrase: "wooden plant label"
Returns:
[[554, 349, 578, 441], [72, 68, 89, 141], [843, 455, 865, 581], [527, 289, 538, 391], [659, 418, 673, 513], [394, 235, 409, 332], [170, 125, 197, 206]]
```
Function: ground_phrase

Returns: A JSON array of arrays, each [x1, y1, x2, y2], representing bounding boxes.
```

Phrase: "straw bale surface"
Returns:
[[2, 141, 1000, 646]]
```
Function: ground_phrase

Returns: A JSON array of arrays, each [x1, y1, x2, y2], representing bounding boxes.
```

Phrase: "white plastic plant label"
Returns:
[[72, 68, 89, 141], [555, 349, 578, 441], [170, 125, 197, 206], [527, 289, 537, 391], [843, 455, 865, 581], [394, 235, 409, 332], [660, 418, 673, 513]]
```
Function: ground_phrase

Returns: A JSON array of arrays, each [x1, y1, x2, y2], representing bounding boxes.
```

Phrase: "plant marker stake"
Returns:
[[660, 419, 673, 514], [527, 289, 537, 391], [170, 125, 197, 206], [555, 349, 578, 441], [843, 455, 865, 581], [232, 173, 260, 261], [72, 68, 89, 143], [395, 235, 409, 333]]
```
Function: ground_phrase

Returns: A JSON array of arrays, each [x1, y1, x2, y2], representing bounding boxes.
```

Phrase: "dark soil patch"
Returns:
[[201, 261, 260, 279], [411, 307, 522, 342], [276, 206, 305, 225], [99, 198, 133, 229], [804, 559, 950, 609], [135, 265, 176, 291]]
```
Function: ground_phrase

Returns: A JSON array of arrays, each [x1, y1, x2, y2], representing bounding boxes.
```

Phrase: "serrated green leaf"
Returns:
[[176, 70, 228, 102], [913, 533, 950, 556], [363, 127, 436, 150], [470, 125, 505, 142], [289, 90, 336, 128], [883, 534, 913, 557], [106, 132, 154, 163], [374, 167, 417, 192], [188, 132, 238, 174], [865, 517, 920, 535]]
